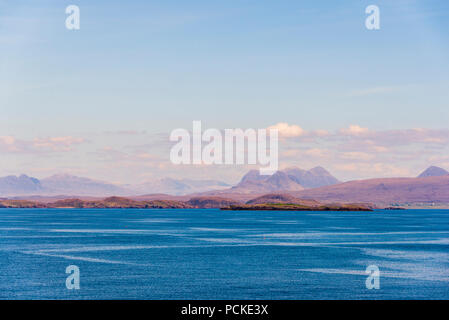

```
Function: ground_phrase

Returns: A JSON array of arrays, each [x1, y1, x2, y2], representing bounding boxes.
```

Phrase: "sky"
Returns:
[[1, 0, 449, 184]]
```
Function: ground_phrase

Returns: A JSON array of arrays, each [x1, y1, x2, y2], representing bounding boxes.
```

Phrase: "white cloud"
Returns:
[[340, 125, 369, 136], [33, 136, 85, 151], [267, 122, 305, 138], [305, 148, 328, 158], [0, 135, 86, 153]]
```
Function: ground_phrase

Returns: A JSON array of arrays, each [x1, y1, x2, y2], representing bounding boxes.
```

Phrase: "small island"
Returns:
[[221, 194, 373, 211], [221, 203, 373, 211]]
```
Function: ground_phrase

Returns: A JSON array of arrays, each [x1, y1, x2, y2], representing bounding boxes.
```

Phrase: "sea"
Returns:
[[0, 208, 448, 299]]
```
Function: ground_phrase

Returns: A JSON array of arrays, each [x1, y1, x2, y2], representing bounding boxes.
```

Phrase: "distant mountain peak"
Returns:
[[283, 166, 340, 189], [265, 171, 304, 190], [229, 166, 340, 194], [0, 174, 43, 196], [238, 169, 267, 184], [418, 166, 449, 178], [309, 166, 330, 174]]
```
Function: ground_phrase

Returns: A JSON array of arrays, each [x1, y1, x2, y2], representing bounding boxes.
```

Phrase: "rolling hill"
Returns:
[[292, 175, 449, 206]]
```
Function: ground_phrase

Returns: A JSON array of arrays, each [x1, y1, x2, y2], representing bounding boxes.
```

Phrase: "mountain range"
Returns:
[[209, 166, 340, 194], [1, 166, 448, 207], [0, 174, 230, 197], [0, 166, 338, 197], [192, 166, 449, 206], [41, 174, 129, 196]]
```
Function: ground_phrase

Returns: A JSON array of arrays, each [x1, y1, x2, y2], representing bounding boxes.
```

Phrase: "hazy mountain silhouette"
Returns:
[[3, 166, 449, 206], [134, 178, 230, 195], [0, 173, 230, 197], [229, 170, 303, 193], [284, 166, 341, 188], [0, 175, 43, 195], [418, 166, 449, 178], [40, 174, 130, 196]]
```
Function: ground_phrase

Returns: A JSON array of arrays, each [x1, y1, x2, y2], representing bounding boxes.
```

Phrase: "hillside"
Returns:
[[418, 166, 449, 178], [47, 197, 193, 209], [292, 175, 449, 205]]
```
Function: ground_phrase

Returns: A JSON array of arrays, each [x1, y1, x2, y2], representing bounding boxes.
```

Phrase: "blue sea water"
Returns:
[[0, 208, 448, 299]]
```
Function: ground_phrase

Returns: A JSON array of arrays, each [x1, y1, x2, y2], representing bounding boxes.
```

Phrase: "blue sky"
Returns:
[[1, 0, 449, 184]]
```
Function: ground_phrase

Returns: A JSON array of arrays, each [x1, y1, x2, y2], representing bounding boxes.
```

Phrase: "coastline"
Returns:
[[0, 195, 373, 210]]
